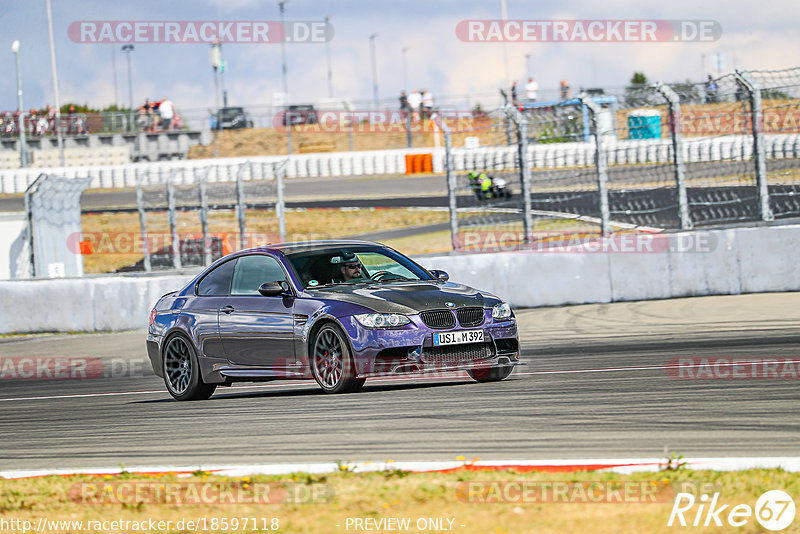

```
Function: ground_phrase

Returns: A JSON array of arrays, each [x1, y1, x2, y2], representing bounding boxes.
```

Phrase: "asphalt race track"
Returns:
[[1, 293, 798, 471]]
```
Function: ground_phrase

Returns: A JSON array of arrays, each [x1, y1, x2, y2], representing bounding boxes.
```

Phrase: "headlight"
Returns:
[[354, 313, 411, 328], [492, 302, 512, 320]]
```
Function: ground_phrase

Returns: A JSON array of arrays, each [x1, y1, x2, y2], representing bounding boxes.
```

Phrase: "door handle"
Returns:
[[221, 305, 235, 314]]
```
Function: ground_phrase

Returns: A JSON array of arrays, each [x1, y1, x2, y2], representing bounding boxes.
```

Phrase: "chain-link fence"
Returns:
[[21, 173, 92, 278], [128, 160, 286, 272], [443, 66, 800, 251], [433, 109, 528, 250], [747, 68, 800, 219]]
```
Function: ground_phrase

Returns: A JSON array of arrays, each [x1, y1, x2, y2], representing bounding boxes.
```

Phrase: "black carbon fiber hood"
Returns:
[[305, 281, 500, 314]]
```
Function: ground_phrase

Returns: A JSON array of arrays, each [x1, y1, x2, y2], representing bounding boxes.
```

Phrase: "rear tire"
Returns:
[[467, 365, 513, 383], [311, 324, 361, 393], [163, 334, 216, 401]]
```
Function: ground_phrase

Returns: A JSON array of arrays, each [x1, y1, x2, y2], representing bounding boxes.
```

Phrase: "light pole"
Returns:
[[369, 33, 379, 108], [401, 46, 410, 90], [500, 0, 509, 90], [209, 41, 222, 158], [112, 45, 119, 107], [121, 44, 134, 132], [525, 53, 531, 80], [279, 1, 289, 100], [45, 0, 64, 166], [279, 0, 291, 155], [325, 15, 333, 98], [11, 40, 27, 168], [219, 42, 227, 107]]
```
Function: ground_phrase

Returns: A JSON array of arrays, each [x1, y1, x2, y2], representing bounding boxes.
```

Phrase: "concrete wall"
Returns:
[[1, 224, 798, 334], [0, 274, 193, 334], [32, 147, 130, 168]]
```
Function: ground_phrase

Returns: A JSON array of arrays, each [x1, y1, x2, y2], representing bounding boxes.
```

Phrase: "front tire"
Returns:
[[311, 324, 362, 393], [467, 365, 513, 383], [163, 334, 216, 401]]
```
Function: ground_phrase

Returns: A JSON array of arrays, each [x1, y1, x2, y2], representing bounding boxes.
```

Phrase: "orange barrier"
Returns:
[[404, 154, 414, 174], [404, 153, 434, 174], [421, 153, 433, 173]]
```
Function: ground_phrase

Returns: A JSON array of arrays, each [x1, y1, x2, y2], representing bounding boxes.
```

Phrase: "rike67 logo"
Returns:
[[668, 490, 795, 530]]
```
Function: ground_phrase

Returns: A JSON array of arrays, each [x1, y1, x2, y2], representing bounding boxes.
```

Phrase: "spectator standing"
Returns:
[[150, 100, 161, 132], [510, 81, 518, 106], [408, 89, 422, 122], [142, 100, 153, 132], [399, 91, 409, 118], [29, 109, 39, 135], [46, 105, 56, 133], [421, 89, 434, 119], [560, 80, 570, 100], [705, 75, 718, 104], [159, 97, 175, 131], [36, 109, 49, 135], [525, 77, 539, 102], [67, 105, 76, 134]]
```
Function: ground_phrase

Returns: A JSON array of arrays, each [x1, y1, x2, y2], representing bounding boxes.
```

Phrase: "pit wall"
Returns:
[[0, 224, 798, 334]]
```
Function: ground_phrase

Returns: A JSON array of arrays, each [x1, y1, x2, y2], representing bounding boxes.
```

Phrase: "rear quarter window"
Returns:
[[196, 259, 237, 296]]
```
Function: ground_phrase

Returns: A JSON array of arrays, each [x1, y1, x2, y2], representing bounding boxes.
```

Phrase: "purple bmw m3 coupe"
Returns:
[[147, 241, 521, 400]]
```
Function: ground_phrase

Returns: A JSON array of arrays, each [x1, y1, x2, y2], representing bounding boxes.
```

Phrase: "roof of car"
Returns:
[[238, 240, 383, 255]]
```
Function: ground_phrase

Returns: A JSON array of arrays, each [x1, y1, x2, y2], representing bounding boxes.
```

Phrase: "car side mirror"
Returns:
[[258, 281, 289, 296], [429, 269, 449, 282]]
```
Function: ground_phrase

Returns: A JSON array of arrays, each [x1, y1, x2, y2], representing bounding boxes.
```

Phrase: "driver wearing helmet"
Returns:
[[331, 250, 364, 281]]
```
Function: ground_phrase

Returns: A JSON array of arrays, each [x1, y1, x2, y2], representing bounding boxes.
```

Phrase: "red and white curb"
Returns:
[[2, 457, 799, 480]]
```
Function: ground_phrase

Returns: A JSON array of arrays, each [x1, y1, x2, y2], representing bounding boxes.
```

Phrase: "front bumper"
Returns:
[[341, 312, 521, 378]]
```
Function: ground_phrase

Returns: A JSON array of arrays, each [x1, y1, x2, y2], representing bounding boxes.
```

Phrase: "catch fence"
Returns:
[[442, 67, 800, 251], [130, 160, 286, 272]]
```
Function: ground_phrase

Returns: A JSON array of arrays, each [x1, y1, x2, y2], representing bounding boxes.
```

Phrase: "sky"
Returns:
[[1, 0, 799, 115]]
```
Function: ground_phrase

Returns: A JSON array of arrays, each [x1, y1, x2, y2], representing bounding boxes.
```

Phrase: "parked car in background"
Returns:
[[210, 107, 254, 130], [281, 104, 318, 126]]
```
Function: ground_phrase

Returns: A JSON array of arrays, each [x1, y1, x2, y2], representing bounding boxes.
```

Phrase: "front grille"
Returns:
[[456, 307, 485, 327], [422, 342, 495, 364], [420, 309, 456, 329]]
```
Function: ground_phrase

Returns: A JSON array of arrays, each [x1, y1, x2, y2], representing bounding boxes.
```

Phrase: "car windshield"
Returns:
[[284, 246, 432, 288]]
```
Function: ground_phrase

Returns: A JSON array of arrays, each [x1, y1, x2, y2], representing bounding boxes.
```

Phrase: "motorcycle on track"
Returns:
[[467, 171, 512, 200]]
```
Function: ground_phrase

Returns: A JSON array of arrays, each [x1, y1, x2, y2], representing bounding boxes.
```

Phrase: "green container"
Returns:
[[627, 110, 661, 139]]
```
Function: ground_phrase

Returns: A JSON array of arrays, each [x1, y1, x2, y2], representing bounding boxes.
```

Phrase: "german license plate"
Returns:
[[433, 329, 484, 346]]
